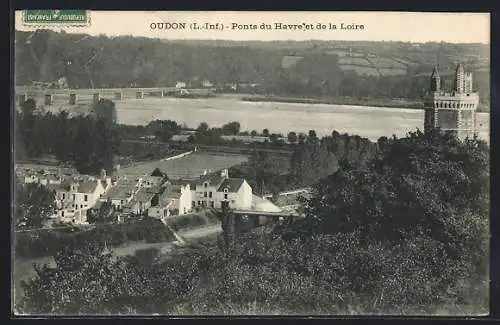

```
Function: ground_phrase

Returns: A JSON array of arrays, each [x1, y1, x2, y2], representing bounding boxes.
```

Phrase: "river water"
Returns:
[[113, 95, 490, 142]]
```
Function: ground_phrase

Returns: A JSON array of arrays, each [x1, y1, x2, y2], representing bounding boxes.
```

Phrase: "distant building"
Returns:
[[202, 79, 213, 88], [424, 62, 479, 140], [176, 81, 187, 89]]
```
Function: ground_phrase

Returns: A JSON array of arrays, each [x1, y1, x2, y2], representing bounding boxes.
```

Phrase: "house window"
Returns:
[[192, 201, 195, 207], [84, 195, 88, 202], [209, 192, 212, 198], [121, 200, 124, 205], [210, 201, 214, 208], [224, 194, 228, 200], [231, 200, 235, 204], [204, 192, 207, 197], [80, 204, 83, 208], [223, 188, 228, 193], [72, 194, 75, 200], [198, 201, 201, 206], [61, 211, 64, 217], [204, 183, 208, 188], [62, 193, 65, 200]]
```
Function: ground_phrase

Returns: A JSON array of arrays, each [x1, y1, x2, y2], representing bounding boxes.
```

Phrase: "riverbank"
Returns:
[[240, 95, 491, 112], [241, 95, 424, 109]]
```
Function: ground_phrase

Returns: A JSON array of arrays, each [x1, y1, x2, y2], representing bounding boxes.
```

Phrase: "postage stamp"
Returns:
[[21, 10, 91, 27]]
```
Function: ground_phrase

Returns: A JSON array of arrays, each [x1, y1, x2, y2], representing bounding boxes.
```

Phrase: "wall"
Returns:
[[178, 185, 192, 214]]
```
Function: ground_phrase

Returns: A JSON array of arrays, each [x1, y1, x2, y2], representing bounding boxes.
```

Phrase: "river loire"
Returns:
[[113, 95, 489, 142]]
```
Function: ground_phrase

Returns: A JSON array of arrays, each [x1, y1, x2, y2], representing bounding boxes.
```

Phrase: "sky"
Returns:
[[14, 11, 490, 44]]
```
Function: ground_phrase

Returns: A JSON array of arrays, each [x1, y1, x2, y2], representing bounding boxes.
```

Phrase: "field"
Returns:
[[117, 151, 248, 179], [339, 64, 379, 76]]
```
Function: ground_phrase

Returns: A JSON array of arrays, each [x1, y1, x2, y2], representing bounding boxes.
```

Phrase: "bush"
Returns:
[[134, 247, 160, 264], [168, 214, 207, 232]]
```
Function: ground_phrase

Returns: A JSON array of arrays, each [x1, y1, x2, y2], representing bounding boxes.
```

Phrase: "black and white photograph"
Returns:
[[11, 11, 491, 316]]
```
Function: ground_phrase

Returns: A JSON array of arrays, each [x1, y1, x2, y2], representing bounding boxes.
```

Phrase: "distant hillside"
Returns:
[[14, 30, 490, 107]]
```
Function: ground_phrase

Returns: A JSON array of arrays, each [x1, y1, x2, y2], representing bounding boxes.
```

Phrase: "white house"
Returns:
[[202, 79, 213, 88], [53, 177, 109, 224], [215, 178, 253, 210], [189, 169, 253, 210], [148, 182, 192, 218], [176, 81, 187, 89], [38, 174, 61, 186]]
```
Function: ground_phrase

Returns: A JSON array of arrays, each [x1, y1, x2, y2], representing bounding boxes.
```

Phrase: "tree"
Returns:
[[15, 183, 56, 229], [151, 167, 164, 178], [18, 243, 131, 314], [20, 98, 36, 116], [196, 122, 209, 134], [221, 121, 241, 136], [301, 130, 489, 245], [87, 200, 115, 224], [92, 99, 117, 124], [250, 130, 257, 137], [287, 131, 298, 144], [262, 128, 269, 137], [297, 133, 307, 145]]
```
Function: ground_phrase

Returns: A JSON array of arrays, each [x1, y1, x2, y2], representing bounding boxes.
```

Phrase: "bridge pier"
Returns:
[[92, 93, 101, 104], [17, 93, 27, 105], [136, 91, 144, 99], [44, 94, 53, 106], [69, 93, 77, 105], [114, 92, 123, 101]]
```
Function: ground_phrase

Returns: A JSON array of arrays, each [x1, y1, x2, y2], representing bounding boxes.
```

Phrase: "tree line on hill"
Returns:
[[15, 30, 490, 105], [16, 130, 489, 314]]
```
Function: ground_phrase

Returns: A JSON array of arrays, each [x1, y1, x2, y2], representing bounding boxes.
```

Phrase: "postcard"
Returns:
[[12, 10, 490, 316]]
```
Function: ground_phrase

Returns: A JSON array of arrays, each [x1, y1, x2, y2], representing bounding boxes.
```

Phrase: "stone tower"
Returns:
[[424, 62, 479, 140]]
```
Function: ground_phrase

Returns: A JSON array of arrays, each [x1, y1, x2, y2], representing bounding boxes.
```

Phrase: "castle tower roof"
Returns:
[[431, 65, 440, 78]]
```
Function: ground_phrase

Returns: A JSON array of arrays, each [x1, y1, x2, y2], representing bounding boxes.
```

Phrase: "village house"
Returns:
[[51, 175, 111, 224], [189, 169, 253, 210], [175, 81, 187, 89], [99, 183, 136, 210], [148, 181, 192, 219], [96, 175, 165, 216]]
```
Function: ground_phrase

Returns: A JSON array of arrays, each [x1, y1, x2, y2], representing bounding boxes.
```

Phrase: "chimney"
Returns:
[[100, 169, 107, 180], [221, 169, 229, 179]]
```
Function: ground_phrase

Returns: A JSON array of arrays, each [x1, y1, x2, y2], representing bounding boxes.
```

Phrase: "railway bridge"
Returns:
[[14, 86, 211, 106]]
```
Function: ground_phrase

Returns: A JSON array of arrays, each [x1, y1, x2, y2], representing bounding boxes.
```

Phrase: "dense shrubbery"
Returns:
[[167, 214, 216, 232], [17, 130, 489, 315], [16, 99, 119, 174], [14, 217, 175, 259], [229, 130, 377, 195]]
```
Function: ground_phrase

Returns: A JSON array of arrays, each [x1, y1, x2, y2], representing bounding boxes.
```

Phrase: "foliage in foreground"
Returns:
[[16, 130, 489, 315]]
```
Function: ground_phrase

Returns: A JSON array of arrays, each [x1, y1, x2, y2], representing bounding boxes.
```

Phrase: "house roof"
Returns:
[[168, 185, 183, 199], [197, 173, 225, 187], [57, 180, 72, 191], [77, 180, 99, 194], [40, 174, 59, 181], [45, 183, 59, 192], [217, 178, 245, 193], [101, 184, 134, 200], [135, 187, 156, 203]]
